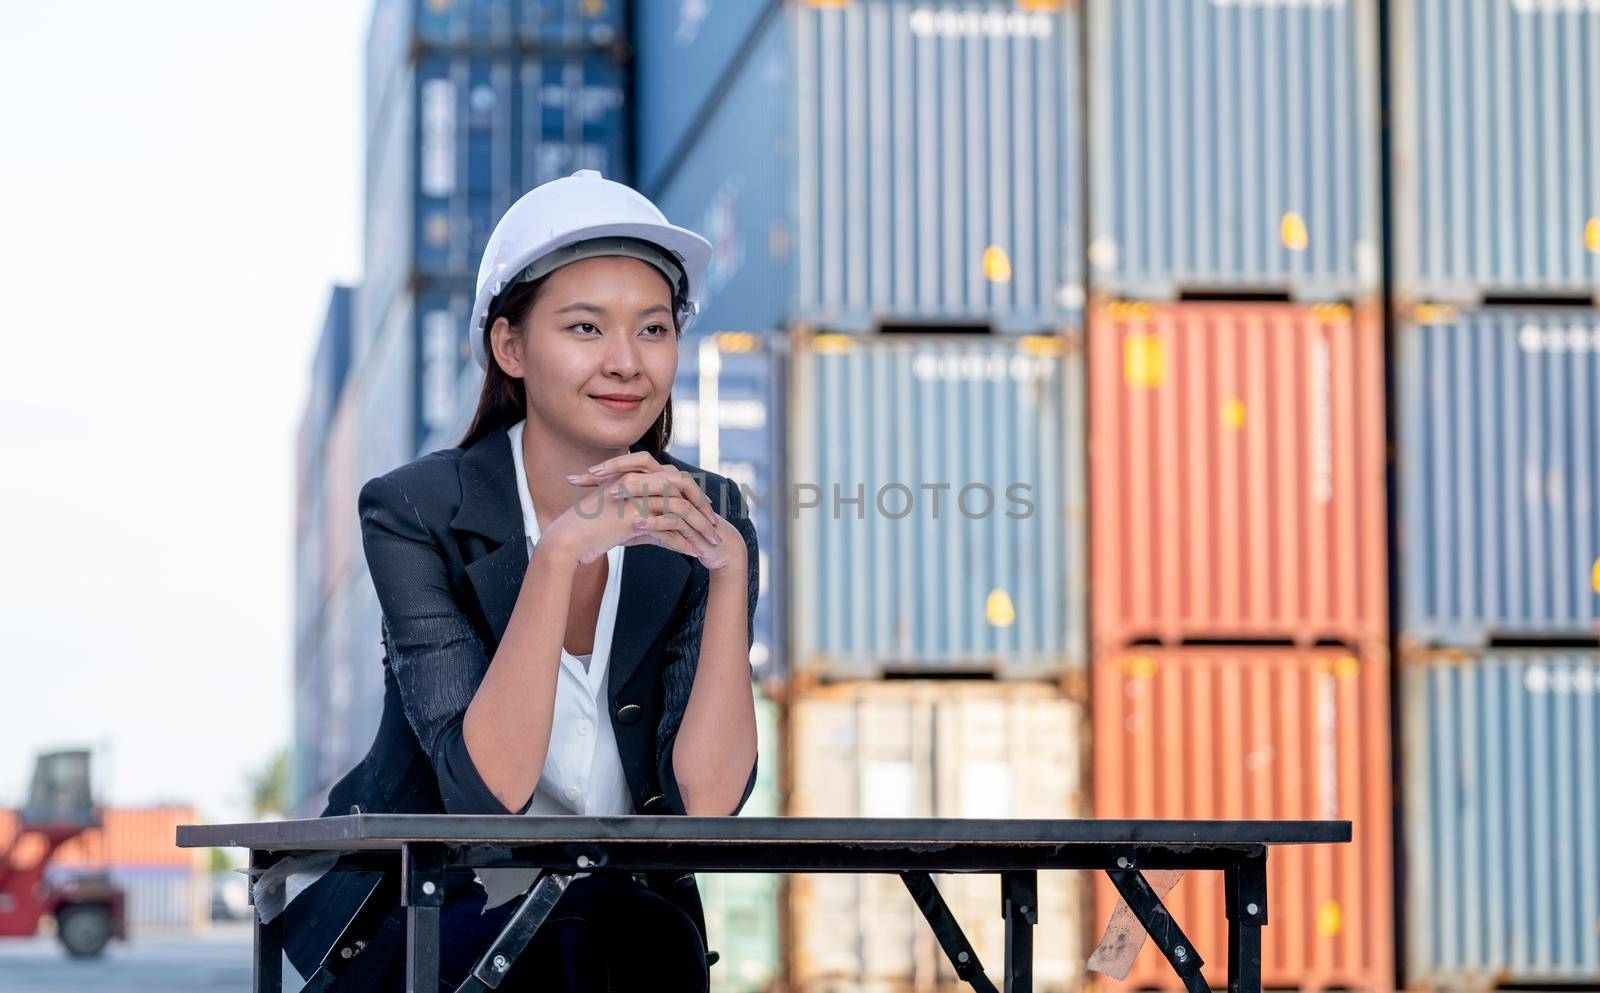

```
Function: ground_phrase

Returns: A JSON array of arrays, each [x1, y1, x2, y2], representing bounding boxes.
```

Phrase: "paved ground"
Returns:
[[0, 923, 257, 992]]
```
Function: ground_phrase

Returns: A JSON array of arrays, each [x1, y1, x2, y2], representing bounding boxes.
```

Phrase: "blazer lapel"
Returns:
[[449, 423, 692, 696]]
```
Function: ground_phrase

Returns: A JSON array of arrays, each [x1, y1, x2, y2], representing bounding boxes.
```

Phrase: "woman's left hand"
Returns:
[[568, 453, 746, 573]]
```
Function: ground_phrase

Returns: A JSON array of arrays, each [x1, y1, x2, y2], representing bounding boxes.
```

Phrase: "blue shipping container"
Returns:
[[654, 0, 1083, 334], [633, 0, 778, 195], [366, 0, 625, 141], [665, 333, 787, 683], [362, 50, 628, 364], [1393, 0, 1600, 302], [301, 286, 354, 479], [1398, 307, 1600, 645], [1089, 0, 1382, 299], [1403, 649, 1600, 986], [789, 332, 1085, 677]]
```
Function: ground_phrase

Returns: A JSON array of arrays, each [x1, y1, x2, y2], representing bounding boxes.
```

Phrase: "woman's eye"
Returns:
[[641, 324, 668, 337], [571, 322, 601, 335]]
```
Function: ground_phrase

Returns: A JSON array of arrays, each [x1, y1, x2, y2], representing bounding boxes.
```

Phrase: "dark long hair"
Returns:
[[457, 270, 679, 454]]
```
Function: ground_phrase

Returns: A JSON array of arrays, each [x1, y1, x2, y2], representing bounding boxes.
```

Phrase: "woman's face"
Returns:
[[491, 254, 678, 450]]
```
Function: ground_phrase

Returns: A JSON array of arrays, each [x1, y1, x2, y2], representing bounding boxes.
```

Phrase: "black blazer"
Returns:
[[282, 421, 760, 980]]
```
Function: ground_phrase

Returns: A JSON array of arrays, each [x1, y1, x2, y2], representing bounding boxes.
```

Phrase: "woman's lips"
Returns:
[[590, 394, 644, 412]]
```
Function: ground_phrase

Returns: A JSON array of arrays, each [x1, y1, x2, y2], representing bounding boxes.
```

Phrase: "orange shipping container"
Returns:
[[1091, 647, 1392, 993], [1089, 301, 1387, 647], [0, 805, 199, 868]]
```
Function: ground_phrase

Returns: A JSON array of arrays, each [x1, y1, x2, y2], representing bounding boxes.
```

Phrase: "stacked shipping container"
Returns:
[[1087, 2, 1391, 989], [1391, 4, 1600, 987], [634, 4, 1092, 989]]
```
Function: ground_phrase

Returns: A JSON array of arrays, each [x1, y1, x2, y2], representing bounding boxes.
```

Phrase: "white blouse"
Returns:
[[473, 419, 633, 907]]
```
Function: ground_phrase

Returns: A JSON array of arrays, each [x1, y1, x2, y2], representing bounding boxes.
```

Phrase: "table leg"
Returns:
[[249, 850, 284, 993], [899, 871, 999, 993], [1002, 870, 1037, 993], [1106, 867, 1209, 993], [1225, 853, 1267, 993], [403, 843, 446, 993]]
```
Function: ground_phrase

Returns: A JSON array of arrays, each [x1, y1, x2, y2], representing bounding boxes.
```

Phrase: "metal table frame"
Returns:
[[178, 815, 1349, 993]]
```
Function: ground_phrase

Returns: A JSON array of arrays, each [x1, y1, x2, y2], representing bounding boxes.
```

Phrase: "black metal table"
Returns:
[[178, 815, 1348, 993]]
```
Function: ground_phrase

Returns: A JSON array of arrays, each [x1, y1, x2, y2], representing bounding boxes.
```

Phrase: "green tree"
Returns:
[[245, 746, 290, 819]]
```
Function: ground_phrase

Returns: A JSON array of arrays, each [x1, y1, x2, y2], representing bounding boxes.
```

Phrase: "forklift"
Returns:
[[0, 750, 127, 957]]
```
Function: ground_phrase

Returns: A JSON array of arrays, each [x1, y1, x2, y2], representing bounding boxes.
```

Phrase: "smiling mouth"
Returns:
[[590, 394, 645, 410]]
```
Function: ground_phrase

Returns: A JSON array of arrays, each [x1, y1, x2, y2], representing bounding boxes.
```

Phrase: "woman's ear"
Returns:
[[490, 316, 525, 377]]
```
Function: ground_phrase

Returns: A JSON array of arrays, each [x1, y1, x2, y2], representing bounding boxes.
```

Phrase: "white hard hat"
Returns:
[[469, 169, 714, 370]]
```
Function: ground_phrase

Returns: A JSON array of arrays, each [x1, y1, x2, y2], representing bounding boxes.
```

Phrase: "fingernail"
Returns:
[[632, 518, 647, 529], [565, 474, 581, 483], [588, 464, 606, 474]]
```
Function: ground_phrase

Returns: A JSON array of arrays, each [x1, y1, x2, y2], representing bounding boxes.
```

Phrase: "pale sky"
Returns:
[[0, 2, 367, 822]]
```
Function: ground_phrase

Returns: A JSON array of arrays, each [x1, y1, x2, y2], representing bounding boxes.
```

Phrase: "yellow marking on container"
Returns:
[[1018, 0, 1063, 11], [715, 332, 758, 353], [1316, 900, 1344, 937], [810, 334, 855, 354], [1107, 300, 1153, 323], [1123, 334, 1166, 389], [579, 0, 606, 16], [1120, 655, 1159, 679], [1334, 656, 1360, 679], [1312, 303, 1352, 326], [1018, 334, 1063, 357], [1222, 397, 1247, 431], [1591, 557, 1600, 594], [1586, 217, 1600, 254], [1413, 303, 1460, 325], [986, 589, 1016, 627], [983, 245, 1014, 283], [1280, 211, 1310, 251]]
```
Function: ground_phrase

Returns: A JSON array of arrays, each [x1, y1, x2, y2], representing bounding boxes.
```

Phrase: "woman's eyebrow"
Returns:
[[554, 301, 672, 318]]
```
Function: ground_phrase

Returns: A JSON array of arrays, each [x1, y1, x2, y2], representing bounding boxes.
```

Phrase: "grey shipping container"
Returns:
[[365, 0, 625, 143], [654, 0, 1083, 335], [1403, 648, 1600, 986], [790, 332, 1085, 677], [633, 0, 778, 194], [1398, 306, 1600, 645], [1088, 0, 1382, 299], [362, 50, 628, 366], [1392, 0, 1600, 303], [665, 332, 788, 684]]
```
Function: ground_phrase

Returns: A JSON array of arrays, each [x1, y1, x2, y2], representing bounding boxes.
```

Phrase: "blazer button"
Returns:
[[642, 794, 668, 813], [616, 704, 643, 725]]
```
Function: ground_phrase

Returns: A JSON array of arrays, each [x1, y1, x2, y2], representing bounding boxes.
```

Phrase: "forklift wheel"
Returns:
[[57, 904, 114, 958]]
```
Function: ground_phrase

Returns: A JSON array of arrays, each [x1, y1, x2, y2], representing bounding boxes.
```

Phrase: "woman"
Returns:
[[279, 169, 760, 992]]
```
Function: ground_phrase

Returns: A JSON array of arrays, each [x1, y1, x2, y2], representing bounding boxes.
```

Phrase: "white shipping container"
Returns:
[[787, 680, 1087, 993]]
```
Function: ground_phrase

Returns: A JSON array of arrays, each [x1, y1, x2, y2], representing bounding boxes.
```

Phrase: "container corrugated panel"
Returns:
[[697, 693, 783, 993], [788, 680, 1087, 993], [1392, 1, 1600, 302], [301, 287, 354, 486], [655, 0, 1083, 335], [633, 0, 777, 194], [1398, 307, 1600, 645], [322, 393, 360, 599], [46, 807, 201, 867], [790, 333, 1085, 677], [1092, 647, 1393, 992], [1089, 301, 1388, 647], [365, 0, 625, 142], [1088, 0, 1382, 299], [357, 305, 419, 489], [362, 51, 628, 358], [667, 333, 788, 684], [1402, 648, 1600, 986]]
